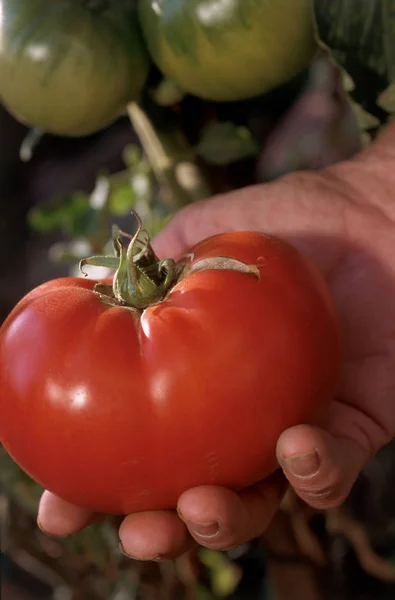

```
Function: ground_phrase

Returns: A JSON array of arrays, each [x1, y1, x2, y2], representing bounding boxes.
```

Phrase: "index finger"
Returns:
[[38, 491, 97, 537]]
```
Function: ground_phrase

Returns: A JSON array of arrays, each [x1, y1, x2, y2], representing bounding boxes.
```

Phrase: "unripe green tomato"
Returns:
[[0, 0, 150, 136], [138, 0, 317, 102]]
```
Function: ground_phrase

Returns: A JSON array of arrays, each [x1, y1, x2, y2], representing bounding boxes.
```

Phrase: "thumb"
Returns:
[[152, 198, 226, 259], [276, 425, 368, 510], [152, 186, 269, 259]]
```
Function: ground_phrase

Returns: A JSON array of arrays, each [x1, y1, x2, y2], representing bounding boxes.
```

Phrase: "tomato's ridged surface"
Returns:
[[138, 0, 317, 102], [0, 0, 149, 136], [0, 233, 339, 514]]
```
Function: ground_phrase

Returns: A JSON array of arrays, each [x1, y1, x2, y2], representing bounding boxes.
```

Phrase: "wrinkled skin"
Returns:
[[40, 122, 395, 559]]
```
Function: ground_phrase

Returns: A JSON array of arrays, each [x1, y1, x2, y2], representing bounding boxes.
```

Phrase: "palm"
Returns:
[[155, 168, 395, 470]]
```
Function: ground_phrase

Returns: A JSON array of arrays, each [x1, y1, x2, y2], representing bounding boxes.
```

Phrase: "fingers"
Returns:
[[38, 473, 285, 559], [35, 420, 375, 554], [38, 491, 96, 537], [176, 471, 286, 551], [277, 424, 367, 509], [152, 200, 215, 259], [119, 473, 285, 559], [119, 511, 192, 561], [37, 493, 192, 560]]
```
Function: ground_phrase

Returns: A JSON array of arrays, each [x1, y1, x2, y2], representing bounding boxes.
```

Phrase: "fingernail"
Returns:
[[119, 542, 163, 562], [283, 451, 320, 478], [177, 508, 220, 538], [188, 521, 219, 538]]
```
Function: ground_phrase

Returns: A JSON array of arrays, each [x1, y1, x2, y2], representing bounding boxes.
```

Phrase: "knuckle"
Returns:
[[299, 484, 349, 509], [201, 532, 243, 552]]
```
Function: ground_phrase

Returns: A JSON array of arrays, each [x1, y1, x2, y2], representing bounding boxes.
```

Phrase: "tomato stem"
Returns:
[[20, 128, 43, 162], [127, 102, 211, 208], [80, 212, 177, 310]]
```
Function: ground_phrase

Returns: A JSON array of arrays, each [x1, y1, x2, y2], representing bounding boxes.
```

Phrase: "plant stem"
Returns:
[[127, 102, 211, 208], [19, 128, 43, 162]]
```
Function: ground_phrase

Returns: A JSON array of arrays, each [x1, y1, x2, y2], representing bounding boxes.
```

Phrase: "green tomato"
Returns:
[[139, 0, 317, 102], [0, 0, 150, 136]]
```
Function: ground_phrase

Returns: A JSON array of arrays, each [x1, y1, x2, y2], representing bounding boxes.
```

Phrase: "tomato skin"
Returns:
[[0, 232, 339, 515], [138, 0, 316, 102], [0, 0, 149, 136]]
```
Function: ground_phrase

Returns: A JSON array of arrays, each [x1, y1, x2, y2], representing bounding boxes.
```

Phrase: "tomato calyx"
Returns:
[[80, 213, 260, 311], [179, 255, 260, 281], [80, 213, 177, 310]]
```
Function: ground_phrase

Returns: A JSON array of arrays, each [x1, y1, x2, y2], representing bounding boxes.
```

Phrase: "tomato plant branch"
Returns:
[[326, 507, 395, 583], [127, 102, 211, 208], [19, 128, 43, 162]]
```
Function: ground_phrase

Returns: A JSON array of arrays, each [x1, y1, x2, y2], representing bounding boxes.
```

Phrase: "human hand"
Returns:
[[38, 127, 395, 560]]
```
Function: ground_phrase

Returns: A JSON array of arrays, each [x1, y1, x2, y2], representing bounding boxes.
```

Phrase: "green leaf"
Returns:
[[48, 240, 92, 265], [28, 204, 67, 233], [28, 192, 92, 238], [199, 549, 241, 597], [80, 255, 120, 273], [109, 185, 136, 216], [143, 211, 173, 238], [314, 0, 395, 123], [196, 585, 217, 600], [63, 192, 93, 237], [197, 122, 259, 166], [122, 144, 143, 169], [350, 99, 381, 131], [378, 82, 395, 112], [152, 77, 185, 107]]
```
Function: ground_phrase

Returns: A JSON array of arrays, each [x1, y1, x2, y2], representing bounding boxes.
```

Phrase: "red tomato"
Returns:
[[0, 232, 339, 514]]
